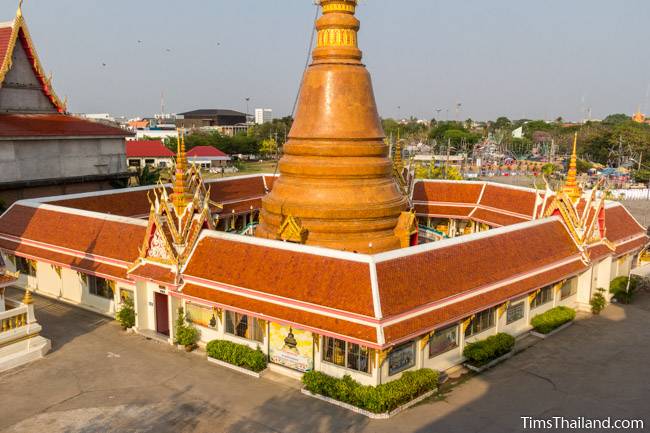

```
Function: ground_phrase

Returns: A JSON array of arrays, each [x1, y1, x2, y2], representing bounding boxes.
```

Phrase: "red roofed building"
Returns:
[[186, 146, 231, 169], [126, 140, 175, 169], [0, 6, 132, 206]]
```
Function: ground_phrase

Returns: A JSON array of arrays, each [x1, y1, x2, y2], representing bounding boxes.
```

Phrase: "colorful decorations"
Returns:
[[130, 132, 223, 280]]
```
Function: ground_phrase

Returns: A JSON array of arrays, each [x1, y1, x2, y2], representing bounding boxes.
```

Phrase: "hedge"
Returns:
[[463, 333, 515, 367], [206, 340, 267, 373], [302, 369, 438, 414], [531, 306, 576, 334]]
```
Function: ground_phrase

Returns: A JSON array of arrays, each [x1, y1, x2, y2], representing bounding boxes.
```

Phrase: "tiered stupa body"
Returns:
[[256, 0, 408, 253]]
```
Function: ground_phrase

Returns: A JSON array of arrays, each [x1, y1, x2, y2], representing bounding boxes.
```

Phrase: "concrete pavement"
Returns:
[[1, 287, 649, 433]]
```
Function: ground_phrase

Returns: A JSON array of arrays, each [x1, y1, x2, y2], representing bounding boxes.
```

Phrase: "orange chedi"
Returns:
[[256, 0, 408, 253]]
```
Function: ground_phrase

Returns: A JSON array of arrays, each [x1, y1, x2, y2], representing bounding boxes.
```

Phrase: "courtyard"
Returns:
[[0, 287, 648, 433]]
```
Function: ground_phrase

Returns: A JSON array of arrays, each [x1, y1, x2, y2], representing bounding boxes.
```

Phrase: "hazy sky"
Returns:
[[8, 0, 650, 121]]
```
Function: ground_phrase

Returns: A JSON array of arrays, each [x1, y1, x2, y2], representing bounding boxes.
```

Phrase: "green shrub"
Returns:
[[206, 340, 267, 372], [302, 369, 438, 414], [116, 296, 135, 329], [609, 276, 638, 304], [463, 333, 515, 366], [174, 307, 200, 349], [590, 288, 607, 315], [531, 306, 576, 334]]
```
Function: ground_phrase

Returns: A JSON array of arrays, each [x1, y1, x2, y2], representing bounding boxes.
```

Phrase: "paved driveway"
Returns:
[[1, 288, 649, 433]]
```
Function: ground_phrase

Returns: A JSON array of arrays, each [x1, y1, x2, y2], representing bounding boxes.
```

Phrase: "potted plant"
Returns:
[[174, 307, 200, 351]]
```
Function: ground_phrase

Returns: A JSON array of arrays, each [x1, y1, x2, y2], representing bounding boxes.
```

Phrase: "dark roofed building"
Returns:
[[176, 109, 248, 128]]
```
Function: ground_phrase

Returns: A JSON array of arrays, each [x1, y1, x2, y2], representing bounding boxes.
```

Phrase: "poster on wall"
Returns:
[[269, 323, 314, 372], [389, 341, 416, 375]]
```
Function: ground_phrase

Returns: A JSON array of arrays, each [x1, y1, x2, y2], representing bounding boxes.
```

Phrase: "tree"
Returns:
[[602, 113, 630, 125], [136, 165, 161, 186], [259, 138, 278, 159], [576, 158, 593, 174], [494, 116, 512, 130], [542, 163, 556, 176]]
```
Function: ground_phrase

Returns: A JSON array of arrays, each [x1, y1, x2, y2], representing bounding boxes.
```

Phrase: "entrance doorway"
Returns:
[[154, 292, 169, 336]]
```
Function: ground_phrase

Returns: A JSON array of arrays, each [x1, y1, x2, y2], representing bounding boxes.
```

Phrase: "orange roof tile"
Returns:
[[128, 263, 178, 286], [471, 208, 528, 227], [479, 184, 537, 216], [183, 236, 375, 317], [383, 260, 586, 343], [605, 205, 646, 243], [0, 205, 145, 263], [414, 204, 473, 217], [614, 236, 648, 257], [413, 181, 483, 204], [0, 238, 129, 282], [376, 220, 580, 317]]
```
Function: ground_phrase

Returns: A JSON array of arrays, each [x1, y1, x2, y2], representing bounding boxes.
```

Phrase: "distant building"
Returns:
[[176, 109, 247, 129], [186, 146, 231, 169], [0, 8, 132, 205], [126, 140, 174, 169], [255, 108, 273, 125], [632, 109, 646, 124]]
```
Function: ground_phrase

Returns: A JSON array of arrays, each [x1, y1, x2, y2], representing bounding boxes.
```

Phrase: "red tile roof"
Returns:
[[0, 204, 145, 263], [414, 204, 473, 217], [614, 236, 648, 258], [183, 236, 376, 317], [587, 243, 613, 262], [128, 263, 178, 286], [413, 181, 483, 204], [187, 146, 228, 158], [471, 208, 528, 227], [479, 184, 537, 217], [605, 205, 646, 243], [0, 272, 18, 287], [51, 189, 155, 217], [0, 26, 11, 73], [0, 238, 129, 282], [382, 260, 586, 343], [182, 284, 378, 344], [376, 220, 580, 317], [126, 140, 174, 158], [0, 114, 132, 138]]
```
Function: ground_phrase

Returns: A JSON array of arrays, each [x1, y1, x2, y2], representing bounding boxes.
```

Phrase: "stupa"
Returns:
[[256, 0, 409, 253]]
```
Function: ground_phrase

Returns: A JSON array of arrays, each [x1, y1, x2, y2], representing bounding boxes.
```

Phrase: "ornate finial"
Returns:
[[171, 129, 191, 214], [314, 0, 361, 62], [16, 0, 23, 18], [22, 289, 33, 305], [562, 132, 581, 202]]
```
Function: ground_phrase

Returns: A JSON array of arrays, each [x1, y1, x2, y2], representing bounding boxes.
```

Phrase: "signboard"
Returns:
[[388, 341, 416, 376], [269, 323, 314, 372]]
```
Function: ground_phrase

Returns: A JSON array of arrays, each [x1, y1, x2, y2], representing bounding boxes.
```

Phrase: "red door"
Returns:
[[155, 292, 169, 336]]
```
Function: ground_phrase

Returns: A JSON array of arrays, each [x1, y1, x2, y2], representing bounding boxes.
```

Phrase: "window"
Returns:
[[388, 341, 416, 376], [465, 307, 496, 337], [15, 257, 36, 277], [225, 311, 264, 342], [560, 279, 578, 300], [531, 286, 553, 309], [88, 275, 113, 299], [506, 302, 525, 324], [322, 337, 370, 373], [186, 302, 217, 328], [144, 159, 155, 166], [429, 325, 459, 358], [158, 161, 168, 168], [128, 159, 141, 167]]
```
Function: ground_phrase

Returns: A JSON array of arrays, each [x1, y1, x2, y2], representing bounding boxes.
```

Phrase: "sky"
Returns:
[[6, 0, 650, 121]]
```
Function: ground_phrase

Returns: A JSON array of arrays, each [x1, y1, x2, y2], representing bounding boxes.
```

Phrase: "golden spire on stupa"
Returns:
[[256, 0, 408, 253], [171, 130, 191, 214], [562, 132, 582, 202]]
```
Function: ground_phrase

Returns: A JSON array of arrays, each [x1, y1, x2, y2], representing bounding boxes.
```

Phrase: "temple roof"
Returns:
[[0, 11, 65, 112], [0, 114, 132, 139], [0, 175, 646, 348]]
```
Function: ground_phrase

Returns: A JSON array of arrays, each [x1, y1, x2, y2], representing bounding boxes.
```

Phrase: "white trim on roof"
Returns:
[[413, 179, 539, 194], [372, 216, 563, 264], [369, 261, 382, 320], [15, 201, 148, 227], [197, 229, 373, 264]]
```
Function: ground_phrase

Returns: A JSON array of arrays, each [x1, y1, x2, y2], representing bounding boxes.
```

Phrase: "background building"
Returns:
[[126, 140, 174, 169], [0, 7, 132, 206], [255, 108, 273, 125], [176, 109, 247, 129], [186, 146, 231, 169]]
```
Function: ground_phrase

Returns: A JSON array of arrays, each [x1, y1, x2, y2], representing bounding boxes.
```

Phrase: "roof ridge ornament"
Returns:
[[17, 0, 23, 19]]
